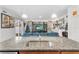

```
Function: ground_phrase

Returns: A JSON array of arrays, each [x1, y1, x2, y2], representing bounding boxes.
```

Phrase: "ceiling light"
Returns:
[[22, 14, 28, 19], [39, 16, 42, 18], [51, 14, 57, 18]]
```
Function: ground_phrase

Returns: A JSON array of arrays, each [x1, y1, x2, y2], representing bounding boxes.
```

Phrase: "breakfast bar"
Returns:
[[0, 36, 79, 54]]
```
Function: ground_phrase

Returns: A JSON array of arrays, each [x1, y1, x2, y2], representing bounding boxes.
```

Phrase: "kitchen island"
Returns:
[[0, 36, 79, 54]]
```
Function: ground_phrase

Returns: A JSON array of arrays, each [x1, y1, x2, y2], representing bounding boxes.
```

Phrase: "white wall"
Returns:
[[68, 6, 79, 42], [15, 20, 25, 36], [0, 7, 16, 42], [21, 21, 25, 35]]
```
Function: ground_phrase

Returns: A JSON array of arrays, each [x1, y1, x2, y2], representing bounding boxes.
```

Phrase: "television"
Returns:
[[32, 22, 47, 32], [35, 24, 44, 32]]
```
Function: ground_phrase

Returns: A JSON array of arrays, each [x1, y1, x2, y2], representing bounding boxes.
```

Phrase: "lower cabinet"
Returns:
[[61, 52, 79, 54], [18, 51, 79, 54], [18, 51, 60, 54], [0, 52, 17, 54]]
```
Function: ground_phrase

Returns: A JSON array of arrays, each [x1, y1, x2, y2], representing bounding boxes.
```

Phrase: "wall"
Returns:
[[68, 6, 79, 42], [15, 20, 25, 36], [47, 21, 54, 32], [0, 7, 16, 42]]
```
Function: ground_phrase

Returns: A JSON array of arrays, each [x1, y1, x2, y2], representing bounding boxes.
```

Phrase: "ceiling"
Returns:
[[0, 5, 69, 19]]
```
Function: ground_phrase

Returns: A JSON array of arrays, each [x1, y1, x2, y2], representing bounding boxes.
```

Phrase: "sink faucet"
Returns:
[[48, 42, 52, 48], [39, 34, 41, 41]]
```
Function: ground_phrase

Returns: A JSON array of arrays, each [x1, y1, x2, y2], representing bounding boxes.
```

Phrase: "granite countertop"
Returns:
[[0, 36, 79, 52]]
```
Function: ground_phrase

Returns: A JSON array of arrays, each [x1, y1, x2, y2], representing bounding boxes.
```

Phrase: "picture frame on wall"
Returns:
[[1, 13, 14, 28], [72, 8, 77, 16]]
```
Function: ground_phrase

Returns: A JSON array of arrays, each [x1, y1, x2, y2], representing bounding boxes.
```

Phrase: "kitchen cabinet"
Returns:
[[18, 51, 60, 54], [61, 52, 79, 54], [18, 51, 79, 54]]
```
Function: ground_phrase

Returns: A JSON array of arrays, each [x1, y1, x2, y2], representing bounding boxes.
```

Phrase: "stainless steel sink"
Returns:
[[26, 40, 53, 48]]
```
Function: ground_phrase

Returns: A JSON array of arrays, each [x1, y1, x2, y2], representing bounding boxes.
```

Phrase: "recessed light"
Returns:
[[51, 14, 57, 18], [22, 14, 28, 19], [39, 16, 42, 18]]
